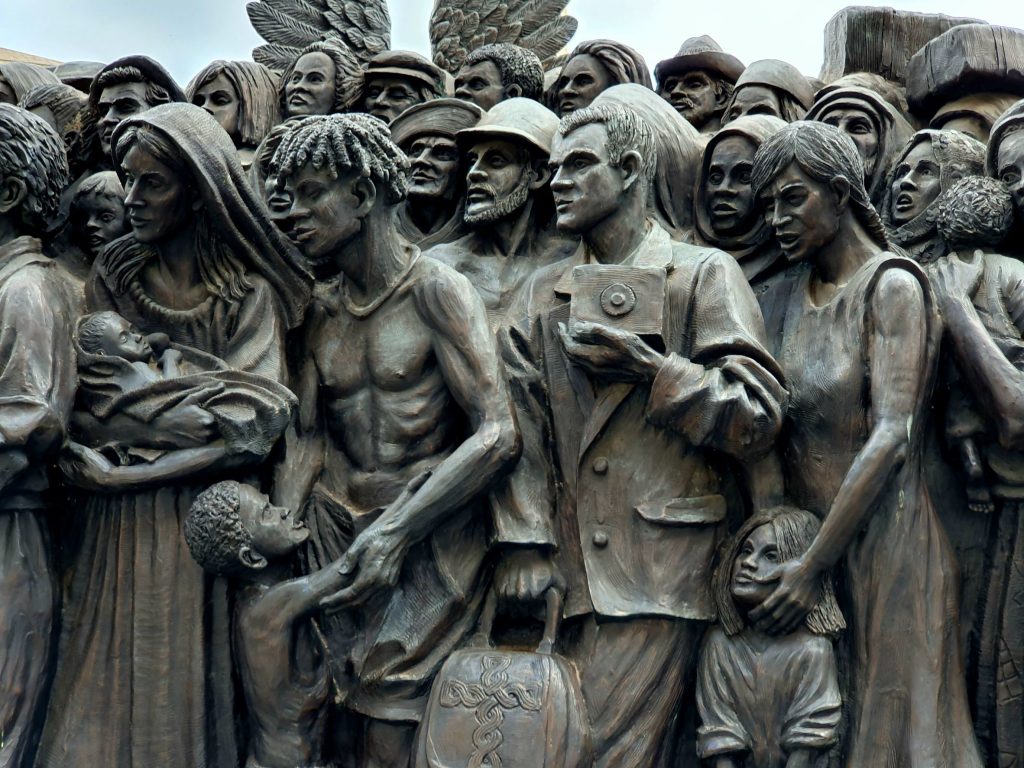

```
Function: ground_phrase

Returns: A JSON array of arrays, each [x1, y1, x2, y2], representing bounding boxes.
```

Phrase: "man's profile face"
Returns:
[[454, 60, 505, 111], [549, 122, 626, 235], [406, 135, 460, 201], [281, 163, 365, 271], [464, 137, 533, 225], [97, 82, 151, 156]]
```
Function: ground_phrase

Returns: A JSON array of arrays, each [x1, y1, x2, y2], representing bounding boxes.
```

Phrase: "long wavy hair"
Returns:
[[108, 123, 251, 302]]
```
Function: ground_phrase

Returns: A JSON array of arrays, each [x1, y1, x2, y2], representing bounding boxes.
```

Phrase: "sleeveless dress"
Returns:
[[772, 254, 982, 767]]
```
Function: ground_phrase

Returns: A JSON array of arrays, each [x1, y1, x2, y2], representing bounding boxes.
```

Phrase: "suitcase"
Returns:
[[415, 589, 591, 768]]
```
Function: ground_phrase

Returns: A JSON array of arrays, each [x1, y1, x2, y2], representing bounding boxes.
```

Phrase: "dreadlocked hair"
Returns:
[[712, 505, 846, 638], [751, 121, 890, 250], [270, 113, 409, 204]]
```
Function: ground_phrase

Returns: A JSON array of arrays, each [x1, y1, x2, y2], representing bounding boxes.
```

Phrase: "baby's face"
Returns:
[[238, 484, 309, 562], [731, 524, 780, 609], [73, 193, 127, 257], [96, 315, 153, 362]]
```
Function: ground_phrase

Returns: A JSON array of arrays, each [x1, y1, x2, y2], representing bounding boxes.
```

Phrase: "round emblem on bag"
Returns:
[[600, 283, 636, 317]]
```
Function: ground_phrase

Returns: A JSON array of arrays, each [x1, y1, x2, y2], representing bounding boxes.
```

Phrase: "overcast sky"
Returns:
[[1, 0, 1020, 87]]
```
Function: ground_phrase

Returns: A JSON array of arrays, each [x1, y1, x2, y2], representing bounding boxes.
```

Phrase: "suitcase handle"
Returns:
[[474, 586, 564, 656]]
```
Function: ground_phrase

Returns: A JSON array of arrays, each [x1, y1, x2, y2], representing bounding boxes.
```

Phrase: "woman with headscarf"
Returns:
[[0, 62, 59, 105], [593, 83, 703, 240], [750, 121, 982, 768], [882, 128, 986, 263], [187, 60, 281, 170], [37, 103, 311, 768], [806, 84, 914, 208], [694, 114, 789, 287], [548, 39, 652, 117], [987, 99, 1024, 238], [722, 60, 813, 125]]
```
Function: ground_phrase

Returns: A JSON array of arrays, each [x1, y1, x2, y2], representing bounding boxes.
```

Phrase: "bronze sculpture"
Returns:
[[454, 43, 545, 109], [500, 102, 784, 767], [362, 51, 448, 123], [550, 40, 653, 117], [722, 59, 814, 125], [66, 170, 128, 281], [0, 103, 76, 768], [751, 121, 982, 768], [19, 83, 86, 138], [37, 103, 309, 768], [389, 98, 483, 249], [279, 40, 363, 119], [270, 114, 519, 767], [0, 62, 60, 105], [654, 35, 744, 133], [187, 60, 282, 168]]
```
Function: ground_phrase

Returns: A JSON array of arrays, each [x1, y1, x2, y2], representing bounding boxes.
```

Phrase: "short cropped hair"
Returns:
[[184, 480, 250, 576], [558, 103, 657, 185], [270, 113, 410, 204], [465, 44, 544, 101], [96, 66, 174, 109], [0, 103, 69, 235]]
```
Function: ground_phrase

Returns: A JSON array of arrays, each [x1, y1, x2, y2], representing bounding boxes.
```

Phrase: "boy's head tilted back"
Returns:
[[185, 480, 308, 577], [76, 311, 154, 362]]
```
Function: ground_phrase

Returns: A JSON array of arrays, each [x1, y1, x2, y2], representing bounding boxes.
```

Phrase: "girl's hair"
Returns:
[[187, 60, 281, 148], [751, 120, 889, 251], [112, 124, 252, 302], [712, 505, 846, 638]]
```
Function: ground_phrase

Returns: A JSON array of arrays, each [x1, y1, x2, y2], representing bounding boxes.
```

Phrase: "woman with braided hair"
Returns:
[[750, 121, 982, 767]]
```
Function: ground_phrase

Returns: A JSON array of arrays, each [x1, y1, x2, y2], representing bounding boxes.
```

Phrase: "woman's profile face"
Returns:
[[758, 161, 841, 263], [120, 143, 194, 244]]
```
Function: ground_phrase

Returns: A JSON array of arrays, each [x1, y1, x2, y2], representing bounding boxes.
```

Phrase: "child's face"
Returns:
[[238, 484, 309, 562], [74, 192, 127, 257], [96, 314, 154, 362], [731, 524, 780, 609]]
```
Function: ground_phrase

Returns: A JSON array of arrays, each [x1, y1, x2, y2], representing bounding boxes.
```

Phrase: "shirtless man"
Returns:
[[271, 114, 519, 768]]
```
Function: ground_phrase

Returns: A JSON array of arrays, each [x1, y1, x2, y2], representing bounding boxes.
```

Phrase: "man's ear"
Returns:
[[714, 83, 731, 109], [619, 150, 643, 191], [829, 175, 851, 212], [238, 544, 268, 571], [0, 176, 27, 215], [528, 156, 552, 190], [505, 84, 523, 99], [352, 177, 378, 216]]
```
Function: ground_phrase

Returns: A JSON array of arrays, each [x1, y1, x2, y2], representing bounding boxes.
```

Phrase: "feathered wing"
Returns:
[[430, 0, 578, 74], [247, 0, 392, 70]]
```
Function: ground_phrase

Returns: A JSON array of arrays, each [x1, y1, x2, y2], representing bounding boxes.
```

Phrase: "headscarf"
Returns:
[[724, 60, 813, 124], [695, 114, 789, 280], [107, 103, 311, 327], [593, 83, 704, 238], [881, 129, 986, 263], [930, 93, 1021, 140], [985, 98, 1024, 178], [186, 60, 282, 149], [0, 62, 60, 102], [806, 85, 914, 207]]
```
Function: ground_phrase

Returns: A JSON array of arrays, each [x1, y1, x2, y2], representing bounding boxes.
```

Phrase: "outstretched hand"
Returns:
[[748, 557, 821, 636]]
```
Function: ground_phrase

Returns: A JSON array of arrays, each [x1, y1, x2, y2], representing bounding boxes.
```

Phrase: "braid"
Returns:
[[270, 114, 409, 204]]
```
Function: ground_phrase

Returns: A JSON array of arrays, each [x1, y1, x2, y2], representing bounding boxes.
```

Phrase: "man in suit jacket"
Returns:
[[497, 102, 786, 767]]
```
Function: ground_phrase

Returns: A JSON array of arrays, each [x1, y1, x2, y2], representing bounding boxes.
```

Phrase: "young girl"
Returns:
[[697, 506, 845, 768]]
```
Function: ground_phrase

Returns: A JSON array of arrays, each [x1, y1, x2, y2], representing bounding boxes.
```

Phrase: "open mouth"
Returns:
[[87, 234, 107, 247], [712, 202, 737, 215], [775, 231, 800, 248], [894, 192, 915, 210], [288, 93, 308, 105]]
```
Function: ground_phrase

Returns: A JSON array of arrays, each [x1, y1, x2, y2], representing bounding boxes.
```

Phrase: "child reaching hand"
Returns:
[[697, 506, 845, 768], [185, 481, 349, 768]]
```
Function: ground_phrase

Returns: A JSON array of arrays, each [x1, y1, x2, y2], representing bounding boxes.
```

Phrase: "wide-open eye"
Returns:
[[848, 119, 872, 135], [1002, 169, 1021, 185], [708, 170, 724, 184]]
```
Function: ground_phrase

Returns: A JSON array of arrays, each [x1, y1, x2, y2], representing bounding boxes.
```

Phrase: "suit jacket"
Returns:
[[502, 222, 786, 620]]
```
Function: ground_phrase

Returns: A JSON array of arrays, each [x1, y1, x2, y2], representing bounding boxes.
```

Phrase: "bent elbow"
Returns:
[[480, 415, 522, 474]]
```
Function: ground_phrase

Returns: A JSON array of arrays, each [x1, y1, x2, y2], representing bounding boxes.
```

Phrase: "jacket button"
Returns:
[[592, 457, 608, 474], [592, 531, 608, 548]]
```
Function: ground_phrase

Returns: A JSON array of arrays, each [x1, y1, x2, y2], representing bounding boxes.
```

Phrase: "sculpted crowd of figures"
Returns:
[[4, 3, 1024, 767]]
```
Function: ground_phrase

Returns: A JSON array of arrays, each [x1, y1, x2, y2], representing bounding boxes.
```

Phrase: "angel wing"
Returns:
[[246, 0, 392, 70], [430, 0, 578, 74]]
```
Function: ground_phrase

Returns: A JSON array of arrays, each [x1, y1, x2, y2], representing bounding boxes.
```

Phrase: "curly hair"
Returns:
[[558, 103, 657, 185], [0, 103, 69, 236], [712, 505, 846, 638], [75, 311, 124, 355], [184, 481, 250, 576], [464, 44, 544, 101], [278, 40, 363, 117], [751, 120, 889, 250], [936, 176, 1015, 249], [270, 113, 410, 204]]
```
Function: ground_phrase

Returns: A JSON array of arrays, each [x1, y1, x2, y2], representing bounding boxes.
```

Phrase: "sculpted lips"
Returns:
[[467, 185, 495, 204], [895, 192, 915, 211]]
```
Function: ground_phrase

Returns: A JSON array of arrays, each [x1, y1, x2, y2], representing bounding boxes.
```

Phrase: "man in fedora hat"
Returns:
[[389, 98, 483, 248], [655, 35, 744, 132], [361, 50, 447, 123], [426, 97, 577, 324]]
